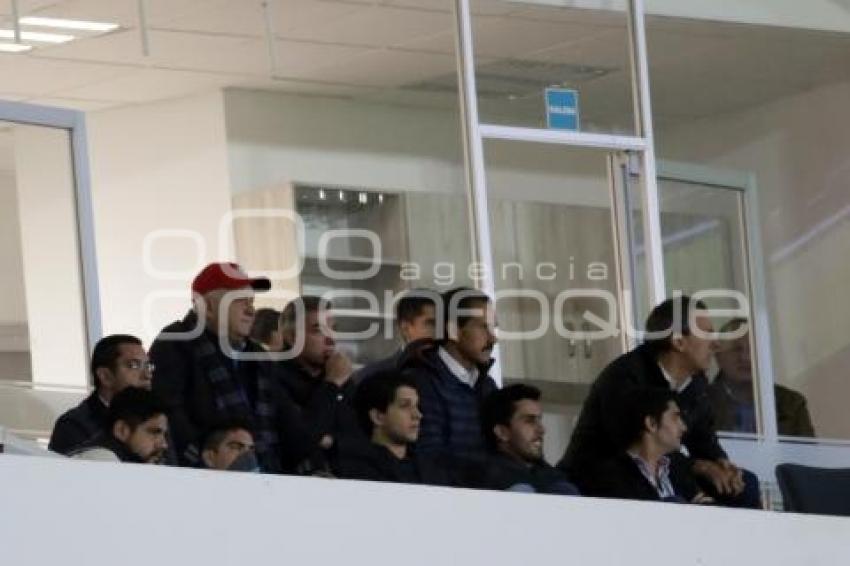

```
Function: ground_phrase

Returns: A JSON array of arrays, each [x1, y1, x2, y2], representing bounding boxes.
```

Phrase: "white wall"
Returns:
[[13, 125, 88, 386], [659, 79, 850, 439], [1, 454, 848, 566], [87, 92, 236, 346], [224, 89, 611, 207], [0, 169, 27, 325]]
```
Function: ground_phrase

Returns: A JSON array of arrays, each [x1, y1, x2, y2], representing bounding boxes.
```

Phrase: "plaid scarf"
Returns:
[[191, 333, 281, 472]]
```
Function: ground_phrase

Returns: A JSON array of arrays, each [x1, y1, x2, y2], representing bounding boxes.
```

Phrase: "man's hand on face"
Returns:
[[324, 351, 352, 387], [693, 459, 743, 496]]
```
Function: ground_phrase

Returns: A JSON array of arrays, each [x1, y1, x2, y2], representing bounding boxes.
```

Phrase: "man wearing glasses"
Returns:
[[49, 334, 155, 455]]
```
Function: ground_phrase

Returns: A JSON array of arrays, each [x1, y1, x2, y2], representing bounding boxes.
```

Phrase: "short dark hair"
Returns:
[[353, 372, 418, 436], [616, 387, 676, 449], [202, 418, 255, 452], [396, 289, 438, 324], [91, 334, 143, 390], [280, 296, 330, 338], [250, 308, 280, 344], [107, 387, 167, 431], [440, 287, 491, 341], [643, 296, 708, 356], [481, 384, 541, 451]]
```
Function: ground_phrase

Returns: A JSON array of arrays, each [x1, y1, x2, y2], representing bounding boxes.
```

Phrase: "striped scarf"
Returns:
[[192, 335, 281, 472]]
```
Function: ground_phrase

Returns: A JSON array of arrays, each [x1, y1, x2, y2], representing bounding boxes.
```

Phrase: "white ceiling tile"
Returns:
[[472, 15, 613, 58], [0, 55, 130, 97], [45, 28, 270, 75], [299, 48, 457, 88], [283, 4, 454, 47], [272, 39, 373, 76]]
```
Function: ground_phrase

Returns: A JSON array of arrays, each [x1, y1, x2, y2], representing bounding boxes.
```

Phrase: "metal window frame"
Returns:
[[452, 0, 664, 386], [0, 100, 102, 370]]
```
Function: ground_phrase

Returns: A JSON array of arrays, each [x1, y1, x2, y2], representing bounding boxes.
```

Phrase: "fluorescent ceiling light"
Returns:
[[0, 30, 74, 43], [0, 42, 32, 52], [19, 16, 119, 33]]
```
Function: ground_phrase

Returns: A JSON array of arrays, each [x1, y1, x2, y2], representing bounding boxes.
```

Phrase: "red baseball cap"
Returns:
[[191, 262, 271, 295]]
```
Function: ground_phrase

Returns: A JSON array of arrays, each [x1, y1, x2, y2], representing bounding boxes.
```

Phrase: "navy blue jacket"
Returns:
[[400, 342, 498, 460]]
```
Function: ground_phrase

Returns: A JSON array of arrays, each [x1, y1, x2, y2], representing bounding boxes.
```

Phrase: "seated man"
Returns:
[[354, 289, 438, 383], [401, 287, 498, 460], [201, 419, 259, 472], [250, 308, 284, 352], [333, 371, 451, 485], [50, 334, 153, 455], [477, 384, 579, 495], [709, 317, 814, 437], [590, 387, 711, 504], [559, 296, 761, 508], [277, 296, 363, 466], [150, 262, 311, 472], [71, 387, 169, 465]]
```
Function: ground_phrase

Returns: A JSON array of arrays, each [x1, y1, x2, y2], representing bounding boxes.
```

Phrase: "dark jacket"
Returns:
[[277, 358, 363, 448], [351, 349, 404, 384], [149, 311, 311, 472], [588, 452, 699, 503], [332, 440, 453, 486], [49, 391, 108, 455], [708, 374, 815, 437], [473, 452, 580, 495], [559, 344, 726, 490], [400, 341, 498, 460]]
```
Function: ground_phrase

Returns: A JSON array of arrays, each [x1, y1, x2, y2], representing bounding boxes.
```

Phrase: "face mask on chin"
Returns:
[[227, 451, 261, 473]]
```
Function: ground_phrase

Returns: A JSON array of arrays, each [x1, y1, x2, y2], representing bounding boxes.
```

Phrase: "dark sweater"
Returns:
[[332, 440, 453, 486], [49, 391, 108, 455], [559, 344, 727, 491], [474, 452, 580, 495], [400, 342, 498, 460], [587, 452, 699, 503]]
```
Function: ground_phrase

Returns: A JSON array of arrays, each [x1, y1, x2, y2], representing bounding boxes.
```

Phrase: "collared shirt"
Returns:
[[628, 451, 676, 499], [438, 346, 479, 388], [658, 362, 691, 393]]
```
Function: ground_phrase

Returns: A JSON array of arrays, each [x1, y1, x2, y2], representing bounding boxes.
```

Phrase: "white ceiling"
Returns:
[[0, 0, 845, 129]]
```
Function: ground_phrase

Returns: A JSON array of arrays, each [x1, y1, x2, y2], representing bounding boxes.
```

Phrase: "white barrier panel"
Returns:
[[0, 454, 848, 566]]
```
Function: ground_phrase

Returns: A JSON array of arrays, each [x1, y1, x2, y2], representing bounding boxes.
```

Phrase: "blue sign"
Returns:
[[545, 88, 580, 131]]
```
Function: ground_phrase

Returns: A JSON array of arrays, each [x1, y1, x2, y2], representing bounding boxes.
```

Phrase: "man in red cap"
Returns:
[[149, 262, 310, 472]]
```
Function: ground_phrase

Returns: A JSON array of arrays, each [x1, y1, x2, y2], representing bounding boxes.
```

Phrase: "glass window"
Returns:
[[483, 140, 627, 461], [470, 0, 635, 134], [227, 0, 473, 368], [647, 6, 850, 439]]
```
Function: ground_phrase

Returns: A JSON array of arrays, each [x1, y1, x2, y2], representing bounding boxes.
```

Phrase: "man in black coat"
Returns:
[[353, 289, 438, 384], [149, 262, 310, 473], [71, 387, 169, 465], [333, 371, 451, 486], [50, 334, 153, 455], [559, 296, 760, 508], [476, 384, 579, 495], [276, 296, 365, 472]]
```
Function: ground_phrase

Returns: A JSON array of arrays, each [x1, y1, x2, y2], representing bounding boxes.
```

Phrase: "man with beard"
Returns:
[[476, 384, 579, 495], [401, 287, 498, 461], [71, 387, 169, 465]]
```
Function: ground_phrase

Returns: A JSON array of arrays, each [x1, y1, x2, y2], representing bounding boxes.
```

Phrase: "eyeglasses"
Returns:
[[123, 359, 156, 373]]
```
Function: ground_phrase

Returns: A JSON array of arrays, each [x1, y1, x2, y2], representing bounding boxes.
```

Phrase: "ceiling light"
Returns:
[[0, 30, 74, 43], [0, 42, 32, 52], [19, 17, 119, 33]]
